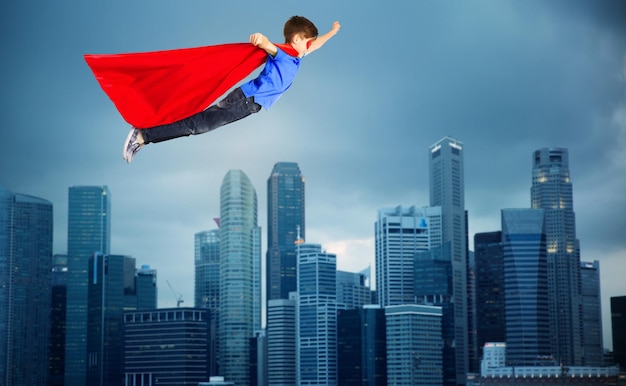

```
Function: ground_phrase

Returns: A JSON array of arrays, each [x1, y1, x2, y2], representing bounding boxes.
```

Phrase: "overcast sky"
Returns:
[[1, 0, 624, 349]]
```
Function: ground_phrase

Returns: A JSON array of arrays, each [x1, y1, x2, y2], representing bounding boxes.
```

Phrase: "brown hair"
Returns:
[[283, 16, 318, 43]]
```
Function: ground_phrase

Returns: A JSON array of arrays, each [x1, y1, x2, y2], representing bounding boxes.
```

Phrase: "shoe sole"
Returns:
[[122, 128, 137, 161]]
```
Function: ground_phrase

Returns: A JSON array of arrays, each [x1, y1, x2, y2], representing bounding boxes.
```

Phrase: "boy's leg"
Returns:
[[141, 87, 261, 144]]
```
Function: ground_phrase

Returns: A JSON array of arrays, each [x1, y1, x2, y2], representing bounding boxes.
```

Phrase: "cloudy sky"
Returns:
[[1, 1, 624, 349]]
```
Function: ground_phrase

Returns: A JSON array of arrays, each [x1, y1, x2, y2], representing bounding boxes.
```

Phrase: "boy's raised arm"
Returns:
[[307, 21, 341, 54]]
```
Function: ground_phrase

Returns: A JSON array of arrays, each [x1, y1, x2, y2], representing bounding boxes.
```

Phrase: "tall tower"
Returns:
[[297, 243, 337, 386], [580, 260, 604, 366], [375, 205, 442, 307], [65, 186, 111, 386], [531, 148, 583, 365], [501, 209, 550, 365], [267, 162, 305, 302], [0, 186, 53, 386], [474, 231, 505, 352], [219, 170, 259, 385], [428, 136, 468, 383]]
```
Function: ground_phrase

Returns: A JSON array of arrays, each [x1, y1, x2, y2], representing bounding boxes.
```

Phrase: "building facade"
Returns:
[[297, 244, 337, 386], [65, 185, 111, 386], [474, 231, 505, 353], [531, 148, 583, 365], [219, 170, 260, 385], [266, 162, 305, 302], [429, 136, 469, 384], [267, 296, 297, 386], [611, 296, 626, 371], [501, 208, 550, 365], [385, 304, 443, 385], [336, 270, 372, 310], [195, 229, 221, 375], [375, 205, 442, 307], [337, 306, 387, 386], [124, 308, 211, 386], [0, 186, 53, 386], [580, 260, 604, 366]]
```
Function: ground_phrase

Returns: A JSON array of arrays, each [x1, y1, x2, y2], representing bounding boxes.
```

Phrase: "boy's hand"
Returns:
[[331, 21, 341, 34], [249, 33, 266, 47], [249, 32, 278, 56]]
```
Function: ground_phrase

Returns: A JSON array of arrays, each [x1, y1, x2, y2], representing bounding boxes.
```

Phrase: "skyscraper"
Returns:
[[195, 229, 221, 375], [50, 254, 68, 386], [531, 148, 583, 365], [87, 254, 139, 386], [337, 305, 387, 386], [580, 260, 604, 366], [65, 186, 111, 386], [474, 231, 505, 351], [219, 170, 260, 385], [297, 243, 337, 386], [267, 296, 297, 386], [336, 270, 372, 310], [385, 304, 443, 385], [501, 208, 550, 365], [611, 296, 626, 371], [375, 205, 442, 307], [0, 186, 53, 386], [267, 162, 305, 302], [429, 136, 468, 383]]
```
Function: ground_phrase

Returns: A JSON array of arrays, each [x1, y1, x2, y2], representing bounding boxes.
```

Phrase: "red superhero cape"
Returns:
[[84, 43, 298, 128]]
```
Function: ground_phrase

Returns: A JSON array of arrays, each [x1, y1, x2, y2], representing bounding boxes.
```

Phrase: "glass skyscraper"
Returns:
[[580, 260, 604, 366], [297, 243, 337, 386], [0, 186, 53, 386], [531, 148, 583, 365], [474, 231, 505, 351], [267, 162, 305, 302], [65, 185, 111, 386], [429, 136, 468, 384], [337, 306, 387, 386], [195, 229, 221, 375], [219, 170, 260, 385], [375, 205, 442, 307], [501, 208, 550, 365], [385, 304, 443, 385], [611, 296, 626, 371], [267, 296, 297, 386]]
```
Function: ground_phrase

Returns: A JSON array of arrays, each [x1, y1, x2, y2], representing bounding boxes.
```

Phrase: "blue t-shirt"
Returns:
[[240, 47, 301, 110]]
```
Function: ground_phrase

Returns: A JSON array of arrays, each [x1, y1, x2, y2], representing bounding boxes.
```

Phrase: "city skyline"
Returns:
[[1, 0, 625, 353]]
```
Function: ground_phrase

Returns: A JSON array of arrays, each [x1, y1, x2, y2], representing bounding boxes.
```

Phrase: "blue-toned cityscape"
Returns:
[[1, 139, 625, 385]]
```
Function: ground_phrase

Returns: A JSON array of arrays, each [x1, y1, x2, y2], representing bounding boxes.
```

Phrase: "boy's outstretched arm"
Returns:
[[307, 21, 341, 55], [250, 33, 278, 56]]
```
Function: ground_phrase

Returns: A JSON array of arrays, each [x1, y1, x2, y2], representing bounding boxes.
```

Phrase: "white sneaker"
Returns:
[[122, 127, 143, 164]]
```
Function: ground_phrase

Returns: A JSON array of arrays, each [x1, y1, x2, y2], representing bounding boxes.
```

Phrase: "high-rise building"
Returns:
[[501, 208, 550, 365], [385, 304, 443, 385], [297, 243, 337, 386], [266, 162, 305, 302], [336, 270, 372, 310], [580, 260, 604, 366], [267, 296, 297, 386], [531, 148, 583, 365], [414, 243, 456, 385], [124, 308, 211, 386], [134, 265, 157, 310], [219, 170, 260, 385], [375, 205, 442, 307], [50, 254, 68, 386], [474, 231, 505, 353], [0, 186, 53, 386], [337, 305, 387, 386], [611, 296, 626, 371], [429, 136, 469, 384], [65, 185, 111, 386], [195, 229, 220, 375], [87, 254, 137, 386]]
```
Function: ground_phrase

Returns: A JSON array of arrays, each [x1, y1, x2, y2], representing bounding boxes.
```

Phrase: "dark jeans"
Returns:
[[141, 87, 262, 144]]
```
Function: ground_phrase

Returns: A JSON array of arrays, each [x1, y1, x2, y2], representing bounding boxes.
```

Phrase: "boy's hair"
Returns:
[[283, 16, 318, 43]]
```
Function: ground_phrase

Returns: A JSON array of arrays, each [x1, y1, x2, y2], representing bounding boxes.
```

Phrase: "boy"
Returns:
[[122, 16, 341, 163]]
